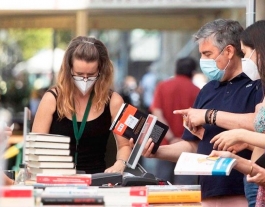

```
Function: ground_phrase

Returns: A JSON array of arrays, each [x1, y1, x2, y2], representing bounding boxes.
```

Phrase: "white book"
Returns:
[[25, 141, 69, 149], [27, 154, 73, 162], [27, 161, 74, 169], [29, 167, 76, 175], [27, 133, 71, 143], [174, 152, 237, 176], [26, 148, 70, 155]]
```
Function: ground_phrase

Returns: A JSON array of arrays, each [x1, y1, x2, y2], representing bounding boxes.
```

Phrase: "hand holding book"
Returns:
[[174, 152, 237, 176]]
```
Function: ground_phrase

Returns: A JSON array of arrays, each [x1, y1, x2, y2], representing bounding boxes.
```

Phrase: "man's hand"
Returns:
[[174, 108, 207, 130]]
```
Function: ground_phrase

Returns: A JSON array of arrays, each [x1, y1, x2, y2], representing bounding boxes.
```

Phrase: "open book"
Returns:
[[110, 103, 168, 154], [174, 152, 237, 176]]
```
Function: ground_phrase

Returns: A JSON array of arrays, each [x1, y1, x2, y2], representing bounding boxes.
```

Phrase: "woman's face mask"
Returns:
[[200, 48, 230, 81], [73, 79, 96, 95], [242, 49, 260, 81]]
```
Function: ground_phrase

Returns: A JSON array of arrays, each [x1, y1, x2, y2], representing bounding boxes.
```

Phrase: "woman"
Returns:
[[210, 20, 265, 206], [32, 36, 131, 174]]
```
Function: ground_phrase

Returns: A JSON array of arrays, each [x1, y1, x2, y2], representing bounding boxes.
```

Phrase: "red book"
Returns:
[[0, 186, 33, 197], [36, 174, 92, 186]]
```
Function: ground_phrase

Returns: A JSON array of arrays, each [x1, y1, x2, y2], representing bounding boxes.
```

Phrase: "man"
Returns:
[[141, 19, 263, 206], [150, 57, 200, 184]]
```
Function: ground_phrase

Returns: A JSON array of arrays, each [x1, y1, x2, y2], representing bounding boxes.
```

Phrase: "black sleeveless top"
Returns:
[[48, 90, 112, 174]]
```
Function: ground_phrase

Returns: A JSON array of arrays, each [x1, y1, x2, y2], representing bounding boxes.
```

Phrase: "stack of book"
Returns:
[[25, 133, 76, 179]]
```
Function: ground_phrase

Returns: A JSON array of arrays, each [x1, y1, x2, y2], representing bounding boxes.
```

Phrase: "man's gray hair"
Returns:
[[194, 19, 244, 57]]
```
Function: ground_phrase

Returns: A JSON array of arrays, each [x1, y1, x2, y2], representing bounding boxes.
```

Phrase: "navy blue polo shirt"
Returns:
[[182, 72, 263, 199]]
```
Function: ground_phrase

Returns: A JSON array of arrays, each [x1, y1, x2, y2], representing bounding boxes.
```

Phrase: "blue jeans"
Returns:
[[244, 175, 258, 207]]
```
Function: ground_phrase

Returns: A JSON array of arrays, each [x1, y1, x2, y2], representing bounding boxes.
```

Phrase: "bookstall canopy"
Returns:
[[13, 48, 65, 76]]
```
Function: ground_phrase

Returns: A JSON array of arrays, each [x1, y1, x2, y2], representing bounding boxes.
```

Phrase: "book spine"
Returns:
[[34, 183, 88, 189], [36, 175, 91, 185], [105, 203, 149, 207], [103, 196, 147, 205], [148, 191, 201, 203], [41, 196, 104, 205], [98, 186, 147, 196]]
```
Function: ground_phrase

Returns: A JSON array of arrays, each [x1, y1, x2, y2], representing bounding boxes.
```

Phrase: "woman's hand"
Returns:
[[247, 163, 265, 187], [104, 159, 126, 173], [210, 129, 246, 151]]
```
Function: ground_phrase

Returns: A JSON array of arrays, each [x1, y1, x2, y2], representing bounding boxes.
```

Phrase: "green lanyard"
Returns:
[[72, 92, 94, 166]]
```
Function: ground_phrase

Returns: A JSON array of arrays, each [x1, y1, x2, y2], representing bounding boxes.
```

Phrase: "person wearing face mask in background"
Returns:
[[140, 19, 263, 207], [32, 36, 131, 174], [242, 49, 260, 81]]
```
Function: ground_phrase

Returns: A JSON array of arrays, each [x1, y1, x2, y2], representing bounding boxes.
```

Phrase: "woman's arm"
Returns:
[[2, 172, 14, 185], [105, 92, 131, 173], [31, 91, 57, 133]]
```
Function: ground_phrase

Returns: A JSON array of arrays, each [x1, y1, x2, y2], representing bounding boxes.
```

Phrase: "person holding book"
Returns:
[[140, 19, 263, 206], [32, 36, 131, 174], [209, 150, 265, 207], [208, 20, 265, 207]]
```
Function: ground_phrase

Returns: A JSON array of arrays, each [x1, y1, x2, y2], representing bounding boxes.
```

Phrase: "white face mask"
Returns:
[[74, 79, 96, 95], [242, 49, 260, 81]]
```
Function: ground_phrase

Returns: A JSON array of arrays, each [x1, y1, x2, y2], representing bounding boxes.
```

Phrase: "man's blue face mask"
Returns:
[[200, 48, 230, 81]]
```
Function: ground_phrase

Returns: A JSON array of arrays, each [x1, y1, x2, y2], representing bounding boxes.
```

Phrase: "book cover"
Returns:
[[25, 147, 71, 155], [150, 203, 202, 207], [27, 133, 71, 143], [36, 174, 92, 185], [27, 154, 73, 162], [25, 141, 70, 149], [27, 161, 74, 169], [110, 103, 168, 154], [29, 167, 76, 175], [174, 152, 237, 176], [148, 191, 201, 204]]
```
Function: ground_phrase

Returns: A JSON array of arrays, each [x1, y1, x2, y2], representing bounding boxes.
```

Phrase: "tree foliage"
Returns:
[[8, 29, 52, 60]]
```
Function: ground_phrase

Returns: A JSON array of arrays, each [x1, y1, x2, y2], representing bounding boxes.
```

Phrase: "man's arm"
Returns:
[[142, 138, 199, 163], [174, 108, 256, 131]]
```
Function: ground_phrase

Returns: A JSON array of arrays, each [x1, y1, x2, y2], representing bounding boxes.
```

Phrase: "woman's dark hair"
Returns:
[[240, 20, 265, 86]]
